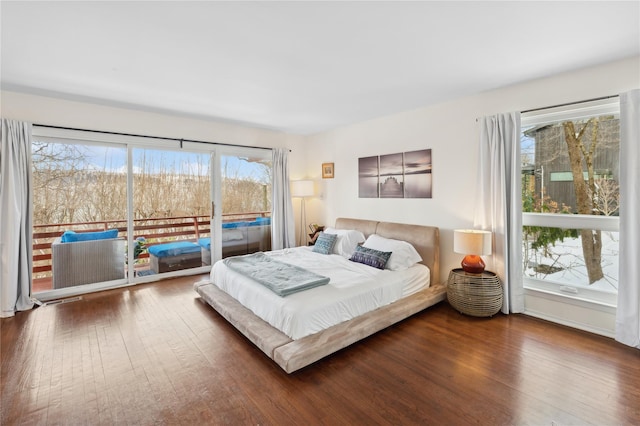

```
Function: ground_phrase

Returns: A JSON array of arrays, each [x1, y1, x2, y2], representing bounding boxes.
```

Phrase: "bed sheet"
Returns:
[[210, 246, 430, 339]]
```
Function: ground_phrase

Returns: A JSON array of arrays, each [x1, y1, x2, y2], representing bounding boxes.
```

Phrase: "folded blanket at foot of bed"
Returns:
[[222, 252, 330, 297]]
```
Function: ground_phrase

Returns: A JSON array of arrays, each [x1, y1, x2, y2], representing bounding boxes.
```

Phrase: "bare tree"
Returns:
[[32, 142, 89, 225], [33, 144, 272, 228], [591, 177, 620, 217], [523, 116, 619, 285], [562, 119, 603, 283], [222, 157, 272, 215]]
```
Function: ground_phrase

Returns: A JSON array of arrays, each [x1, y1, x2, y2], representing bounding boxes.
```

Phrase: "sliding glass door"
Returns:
[[31, 138, 128, 296], [31, 127, 273, 299], [130, 148, 211, 277], [213, 150, 272, 261]]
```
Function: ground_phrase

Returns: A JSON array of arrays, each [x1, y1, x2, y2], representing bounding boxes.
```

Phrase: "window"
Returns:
[[521, 98, 620, 306]]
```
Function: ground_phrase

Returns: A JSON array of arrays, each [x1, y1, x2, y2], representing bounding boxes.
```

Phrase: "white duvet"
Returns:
[[210, 246, 430, 339]]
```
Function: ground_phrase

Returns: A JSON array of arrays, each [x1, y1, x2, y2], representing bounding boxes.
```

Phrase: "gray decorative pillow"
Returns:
[[349, 245, 392, 270], [312, 232, 338, 255]]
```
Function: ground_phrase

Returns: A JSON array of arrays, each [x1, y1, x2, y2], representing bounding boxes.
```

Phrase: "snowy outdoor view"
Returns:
[[523, 229, 619, 294], [521, 112, 620, 296]]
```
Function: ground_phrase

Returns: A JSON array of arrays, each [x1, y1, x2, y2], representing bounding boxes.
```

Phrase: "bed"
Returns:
[[194, 218, 446, 373]]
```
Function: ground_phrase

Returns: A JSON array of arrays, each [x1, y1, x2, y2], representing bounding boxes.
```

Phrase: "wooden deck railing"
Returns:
[[32, 212, 270, 279]]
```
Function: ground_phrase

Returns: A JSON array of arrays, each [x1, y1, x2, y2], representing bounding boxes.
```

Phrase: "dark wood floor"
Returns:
[[2, 275, 639, 425]]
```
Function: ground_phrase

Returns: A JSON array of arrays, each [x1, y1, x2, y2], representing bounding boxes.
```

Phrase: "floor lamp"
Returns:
[[291, 180, 314, 246]]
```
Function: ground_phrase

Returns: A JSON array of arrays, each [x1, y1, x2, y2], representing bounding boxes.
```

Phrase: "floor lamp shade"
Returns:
[[291, 180, 314, 198], [453, 229, 492, 273]]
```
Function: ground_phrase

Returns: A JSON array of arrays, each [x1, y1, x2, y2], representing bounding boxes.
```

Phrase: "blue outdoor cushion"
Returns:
[[148, 241, 201, 258], [222, 218, 270, 229], [248, 217, 271, 226], [198, 238, 211, 250], [61, 229, 118, 243]]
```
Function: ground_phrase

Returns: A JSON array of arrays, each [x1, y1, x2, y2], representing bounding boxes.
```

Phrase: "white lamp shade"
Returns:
[[291, 180, 314, 197], [453, 229, 492, 256]]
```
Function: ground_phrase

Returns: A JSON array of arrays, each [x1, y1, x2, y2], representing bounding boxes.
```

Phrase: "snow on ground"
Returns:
[[524, 231, 619, 293]]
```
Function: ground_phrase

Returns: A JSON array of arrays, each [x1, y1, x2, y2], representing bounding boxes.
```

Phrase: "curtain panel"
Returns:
[[474, 112, 524, 314], [1, 119, 35, 317], [271, 148, 295, 250], [616, 89, 640, 348]]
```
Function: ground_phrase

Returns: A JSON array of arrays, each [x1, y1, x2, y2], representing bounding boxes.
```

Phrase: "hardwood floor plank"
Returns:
[[2, 274, 639, 425]]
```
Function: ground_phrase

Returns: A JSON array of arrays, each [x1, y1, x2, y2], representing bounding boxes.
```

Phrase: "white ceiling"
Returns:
[[1, 1, 639, 135]]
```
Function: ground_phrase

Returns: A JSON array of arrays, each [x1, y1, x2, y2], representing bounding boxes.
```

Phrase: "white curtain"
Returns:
[[474, 112, 524, 314], [616, 89, 640, 348], [1, 119, 34, 317], [271, 148, 295, 250]]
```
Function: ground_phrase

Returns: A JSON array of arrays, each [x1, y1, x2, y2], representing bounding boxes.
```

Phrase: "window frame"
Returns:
[[520, 98, 620, 307]]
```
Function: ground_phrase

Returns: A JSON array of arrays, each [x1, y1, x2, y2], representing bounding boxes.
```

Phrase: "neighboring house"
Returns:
[[523, 118, 620, 215]]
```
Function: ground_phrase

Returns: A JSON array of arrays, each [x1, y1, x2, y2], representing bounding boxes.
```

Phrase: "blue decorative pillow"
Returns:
[[349, 245, 392, 270], [61, 229, 118, 243], [312, 232, 338, 255]]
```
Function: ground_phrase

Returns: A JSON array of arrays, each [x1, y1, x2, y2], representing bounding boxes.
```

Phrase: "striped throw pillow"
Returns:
[[349, 245, 392, 270]]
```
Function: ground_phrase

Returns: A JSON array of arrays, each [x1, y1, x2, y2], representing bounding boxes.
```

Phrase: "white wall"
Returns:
[[0, 90, 308, 167], [303, 56, 639, 335]]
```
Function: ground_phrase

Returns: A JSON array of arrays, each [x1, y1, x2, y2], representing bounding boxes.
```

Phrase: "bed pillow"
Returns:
[[363, 234, 422, 271], [312, 232, 338, 255], [323, 228, 366, 257], [349, 245, 392, 270]]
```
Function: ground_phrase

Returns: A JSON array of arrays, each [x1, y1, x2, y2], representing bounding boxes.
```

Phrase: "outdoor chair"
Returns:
[[51, 230, 125, 289]]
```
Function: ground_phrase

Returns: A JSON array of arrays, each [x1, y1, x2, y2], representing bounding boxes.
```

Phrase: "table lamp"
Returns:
[[453, 229, 492, 274]]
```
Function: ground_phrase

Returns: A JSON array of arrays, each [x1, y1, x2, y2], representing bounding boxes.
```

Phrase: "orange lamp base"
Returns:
[[461, 255, 485, 274]]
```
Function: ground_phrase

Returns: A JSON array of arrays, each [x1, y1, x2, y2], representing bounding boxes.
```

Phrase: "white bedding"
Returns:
[[210, 246, 430, 339]]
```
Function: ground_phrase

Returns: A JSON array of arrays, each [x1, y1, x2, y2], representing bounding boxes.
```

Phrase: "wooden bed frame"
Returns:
[[194, 218, 446, 373]]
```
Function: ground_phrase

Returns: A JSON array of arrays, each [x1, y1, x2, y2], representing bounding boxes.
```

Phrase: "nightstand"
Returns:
[[447, 268, 503, 317]]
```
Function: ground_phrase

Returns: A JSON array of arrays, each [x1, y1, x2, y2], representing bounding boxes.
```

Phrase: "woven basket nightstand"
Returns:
[[447, 268, 503, 317]]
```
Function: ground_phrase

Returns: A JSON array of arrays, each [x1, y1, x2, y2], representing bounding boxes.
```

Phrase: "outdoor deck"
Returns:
[[32, 212, 269, 293]]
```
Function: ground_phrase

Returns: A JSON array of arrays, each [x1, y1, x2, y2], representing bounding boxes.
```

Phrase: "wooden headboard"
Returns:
[[334, 218, 440, 284]]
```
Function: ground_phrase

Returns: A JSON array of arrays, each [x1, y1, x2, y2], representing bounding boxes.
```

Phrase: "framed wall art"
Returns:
[[358, 149, 432, 199], [358, 156, 379, 198], [322, 162, 334, 179]]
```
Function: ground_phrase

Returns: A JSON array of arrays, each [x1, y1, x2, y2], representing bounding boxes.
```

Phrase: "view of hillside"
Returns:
[[31, 142, 272, 227]]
